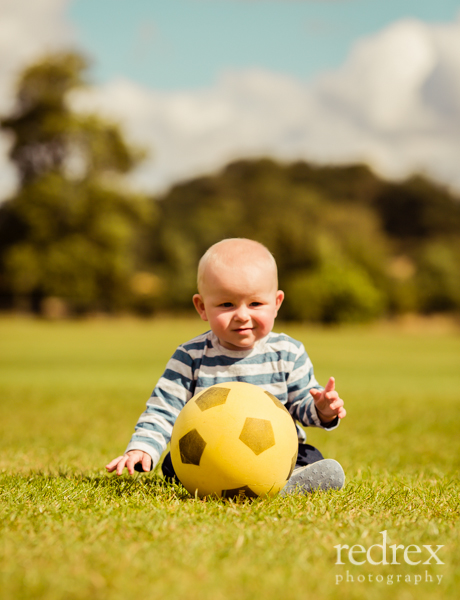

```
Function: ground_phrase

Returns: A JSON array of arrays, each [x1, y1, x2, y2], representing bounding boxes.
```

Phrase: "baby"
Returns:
[[106, 238, 346, 494]]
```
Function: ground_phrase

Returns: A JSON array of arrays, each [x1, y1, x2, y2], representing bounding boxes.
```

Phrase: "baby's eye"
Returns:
[[250, 302, 263, 307], [219, 302, 234, 308]]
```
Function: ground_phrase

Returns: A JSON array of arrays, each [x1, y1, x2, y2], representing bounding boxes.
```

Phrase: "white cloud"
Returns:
[[70, 69, 313, 192], [310, 16, 460, 187], [317, 20, 437, 131]]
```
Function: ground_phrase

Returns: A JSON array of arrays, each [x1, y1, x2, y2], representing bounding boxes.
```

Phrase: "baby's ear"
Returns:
[[193, 294, 208, 321], [275, 290, 285, 312]]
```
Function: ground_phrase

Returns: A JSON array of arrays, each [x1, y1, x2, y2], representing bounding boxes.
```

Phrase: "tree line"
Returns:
[[1, 52, 459, 322]]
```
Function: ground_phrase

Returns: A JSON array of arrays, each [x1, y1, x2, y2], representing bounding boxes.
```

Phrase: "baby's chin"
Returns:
[[218, 337, 256, 351]]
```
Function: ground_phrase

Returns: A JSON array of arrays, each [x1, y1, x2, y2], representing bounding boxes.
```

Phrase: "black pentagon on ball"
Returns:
[[264, 391, 287, 412], [195, 387, 231, 411], [221, 485, 258, 500], [179, 428, 207, 465], [239, 417, 275, 455]]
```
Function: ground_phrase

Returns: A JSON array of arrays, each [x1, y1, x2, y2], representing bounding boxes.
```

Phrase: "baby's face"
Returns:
[[193, 261, 284, 351]]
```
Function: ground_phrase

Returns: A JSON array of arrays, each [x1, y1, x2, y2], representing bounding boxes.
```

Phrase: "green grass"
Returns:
[[1, 316, 459, 600]]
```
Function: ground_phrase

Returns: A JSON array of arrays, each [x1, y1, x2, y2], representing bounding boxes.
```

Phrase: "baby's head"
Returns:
[[193, 238, 284, 351]]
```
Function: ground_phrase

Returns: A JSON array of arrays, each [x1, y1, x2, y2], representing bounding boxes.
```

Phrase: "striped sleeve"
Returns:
[[285, 341, 339, 430], [124, 344, 195, 468]]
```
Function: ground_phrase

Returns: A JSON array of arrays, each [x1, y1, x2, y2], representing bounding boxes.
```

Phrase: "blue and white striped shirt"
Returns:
[[125, 330, 339, 467]]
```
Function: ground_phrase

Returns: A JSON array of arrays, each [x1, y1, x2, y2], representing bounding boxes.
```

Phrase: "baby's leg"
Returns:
[[135, 451, 182, 484], [161, 452, 181, 484], [295, 443, 324, 467], [280, 444, 345, 495]]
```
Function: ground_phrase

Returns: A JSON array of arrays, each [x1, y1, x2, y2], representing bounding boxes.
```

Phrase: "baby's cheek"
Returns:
[[215, 314, 231, 329], [261, 311, 276, 330]]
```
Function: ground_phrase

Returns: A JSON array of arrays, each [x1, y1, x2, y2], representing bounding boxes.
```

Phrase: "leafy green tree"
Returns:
[[0, 52, 151, 313]]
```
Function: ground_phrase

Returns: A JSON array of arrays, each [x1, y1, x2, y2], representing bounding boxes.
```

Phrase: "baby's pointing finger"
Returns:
[[324, 377, 335, 393]]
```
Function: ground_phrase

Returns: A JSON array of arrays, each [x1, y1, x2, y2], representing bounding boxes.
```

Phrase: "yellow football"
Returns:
[[170, 381, 298, 499]]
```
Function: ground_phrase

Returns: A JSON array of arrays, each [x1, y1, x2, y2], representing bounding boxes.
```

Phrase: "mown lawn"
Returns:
[[0, 316, 459, 600]]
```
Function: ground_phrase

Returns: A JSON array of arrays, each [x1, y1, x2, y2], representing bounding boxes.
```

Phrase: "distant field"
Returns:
[[1, 316, 459, 600]]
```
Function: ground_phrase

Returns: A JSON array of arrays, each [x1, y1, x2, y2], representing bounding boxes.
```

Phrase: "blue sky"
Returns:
[[68, 0, 460, 90]]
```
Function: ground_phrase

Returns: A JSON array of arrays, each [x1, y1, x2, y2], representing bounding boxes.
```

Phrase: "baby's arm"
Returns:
[[106, 451, 152, 475], [105, 342, 195, 476], [310, 377, 346, 423], [285, 341, 345, 429]]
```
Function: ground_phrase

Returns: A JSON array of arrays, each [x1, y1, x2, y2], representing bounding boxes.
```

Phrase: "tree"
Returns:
[[145, 158, 390, 321], [0, 52, 151, 313]]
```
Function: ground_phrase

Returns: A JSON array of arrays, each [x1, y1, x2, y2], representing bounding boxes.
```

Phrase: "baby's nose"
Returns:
[[234, 305, 250, 320]]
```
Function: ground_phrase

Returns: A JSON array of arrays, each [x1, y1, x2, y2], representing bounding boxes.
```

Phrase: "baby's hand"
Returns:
[[106, 450, 152, 475], [310, 377, 346, 423]]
